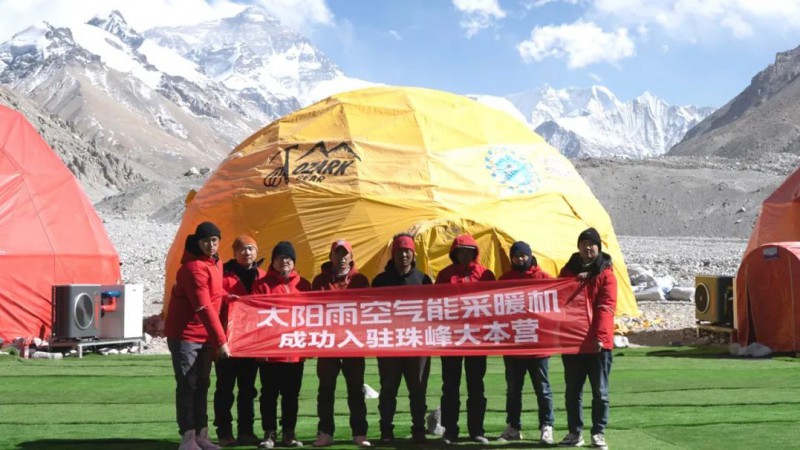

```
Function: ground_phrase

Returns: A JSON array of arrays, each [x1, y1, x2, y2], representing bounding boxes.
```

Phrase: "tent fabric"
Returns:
[[163, 86, 638, 318], [0, 105, 121, 341], [743, 167, 800, 257], [736, 242, 800, 352]]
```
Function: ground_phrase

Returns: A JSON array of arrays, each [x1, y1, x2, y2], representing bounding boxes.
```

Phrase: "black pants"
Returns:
[[213, 357, 258, 437], [316, 357, 367, 436], [503, 356, 554, 430], [440, 355, 487, 439], [259, 361, 305, 433], [168, 339, 214, 436], [377, 356, 430, 436]]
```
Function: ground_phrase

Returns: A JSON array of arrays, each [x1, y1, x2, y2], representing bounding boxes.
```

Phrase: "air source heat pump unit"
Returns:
[[695, 275, 734, 325], [99, 284, 144, 339], [52, 284, 102, 339]]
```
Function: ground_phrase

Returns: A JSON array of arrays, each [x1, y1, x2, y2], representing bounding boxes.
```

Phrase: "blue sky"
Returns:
[[3, 0, 800, 107]]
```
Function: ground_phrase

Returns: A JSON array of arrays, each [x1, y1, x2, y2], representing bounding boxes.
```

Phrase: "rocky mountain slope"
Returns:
[[0, 84, 143, 200], [670, 45, 800, 157]]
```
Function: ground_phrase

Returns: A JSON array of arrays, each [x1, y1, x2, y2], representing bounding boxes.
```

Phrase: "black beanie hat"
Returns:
[[510, 240, 537, 270], [510, 241, 532, 258], [194, 221, 221, 240], [272, 241, 296, 262], [577, 227, 602, 251]]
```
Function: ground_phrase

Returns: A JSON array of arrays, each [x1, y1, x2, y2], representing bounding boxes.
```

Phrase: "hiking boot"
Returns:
[[312, 432, 334, 447], [282, 429, 303, 447], [179, 430, 201, 450], [237, 433, 260, 446], [591, 433, 608, 449], [540, 425, 555, 445], [559, 432, 584, 447], [471, 435, 489, 444], [259, 431, 276, 449], [497, 425, 522, 442], [217, 434, 236, 448], [353, 435, 371, 447], [196, 428, 221, 450]]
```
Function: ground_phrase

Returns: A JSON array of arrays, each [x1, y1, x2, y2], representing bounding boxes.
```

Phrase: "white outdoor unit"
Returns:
[[99, 284, 144, 339]]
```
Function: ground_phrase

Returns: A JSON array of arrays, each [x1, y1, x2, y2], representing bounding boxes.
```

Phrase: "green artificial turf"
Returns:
[[1, 347, 799, 449]]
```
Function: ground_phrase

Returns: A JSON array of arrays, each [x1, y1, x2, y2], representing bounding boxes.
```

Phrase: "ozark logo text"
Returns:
[[264, 141, 362, 188]]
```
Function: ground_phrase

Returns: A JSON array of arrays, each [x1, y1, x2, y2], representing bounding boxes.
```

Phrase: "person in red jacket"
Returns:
[[497, 241, 555, 445], [557, 227, 616, 450], [435, 234, 495, 445], [165, 222, 230, 450], [257, 241, 311, 449], [214, 235, 265, 447], [310, 240, 371, 448]]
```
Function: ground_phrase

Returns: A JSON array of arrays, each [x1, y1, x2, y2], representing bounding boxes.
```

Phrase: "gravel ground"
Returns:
[[102, 212, 744, 354]]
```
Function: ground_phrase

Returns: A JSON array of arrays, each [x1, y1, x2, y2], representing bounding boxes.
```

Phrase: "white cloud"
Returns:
[[591, 0, 800, 41], [588, 72, 602, 82], [517, 21, 635, 68], [526, 0, 583, 7], [254, 0, 334, 31], [387, 30, 402, 41], [0, 0, 335, 42], [452, 0, 506, 38], [720, 13, 752, 39]]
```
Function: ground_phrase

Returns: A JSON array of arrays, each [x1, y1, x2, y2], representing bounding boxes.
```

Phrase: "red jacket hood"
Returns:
[[449, 234, 480, 263], [263, 267, 311, 292], [500, 265, 552, 280]]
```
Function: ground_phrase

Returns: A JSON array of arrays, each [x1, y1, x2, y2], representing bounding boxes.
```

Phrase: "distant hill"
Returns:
[[670, 45, 800, 157]]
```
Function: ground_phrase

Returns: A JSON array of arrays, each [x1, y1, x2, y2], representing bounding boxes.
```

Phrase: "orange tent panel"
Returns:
[[736, 242, 800, 352], [744, 167, 800, 256]]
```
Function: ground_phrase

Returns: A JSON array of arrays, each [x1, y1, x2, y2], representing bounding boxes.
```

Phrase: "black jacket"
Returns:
[[372, 260, 433, 287]]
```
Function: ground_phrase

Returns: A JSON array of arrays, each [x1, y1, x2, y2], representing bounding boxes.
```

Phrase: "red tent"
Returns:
[[736, 242, 800, 352], [743, 167, 800, 256], [0, 105, 121, 342]]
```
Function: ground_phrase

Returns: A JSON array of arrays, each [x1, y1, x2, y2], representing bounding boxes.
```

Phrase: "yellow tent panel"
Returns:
[[163, 86, 639, 317]]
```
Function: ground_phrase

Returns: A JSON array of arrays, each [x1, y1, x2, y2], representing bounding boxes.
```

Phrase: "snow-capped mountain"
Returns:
[[505, 85, 714, 158], [0, 7, 371, 178], [143, 6, 372, 107]]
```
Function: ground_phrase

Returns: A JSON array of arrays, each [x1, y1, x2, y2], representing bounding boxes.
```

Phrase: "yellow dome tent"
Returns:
[[163, 86, 638, 317]]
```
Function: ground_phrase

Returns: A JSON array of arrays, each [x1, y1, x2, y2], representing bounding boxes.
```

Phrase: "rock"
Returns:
[[184, 167, 200, 176], [695, 336, 712, 345]]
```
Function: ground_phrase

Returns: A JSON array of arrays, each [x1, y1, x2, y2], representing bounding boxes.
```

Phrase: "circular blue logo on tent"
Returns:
[[484, 147, 540, 194]]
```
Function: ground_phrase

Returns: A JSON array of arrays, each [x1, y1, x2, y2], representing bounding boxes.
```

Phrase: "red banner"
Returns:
[[227, 278, 590, 358]]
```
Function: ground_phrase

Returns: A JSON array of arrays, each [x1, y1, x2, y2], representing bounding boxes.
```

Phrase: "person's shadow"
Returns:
[[16, 439, 175, 450]]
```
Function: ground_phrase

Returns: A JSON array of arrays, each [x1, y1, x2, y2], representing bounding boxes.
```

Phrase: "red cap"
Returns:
[[392, 235, 415, 254], [330, 239, 353, 255]]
